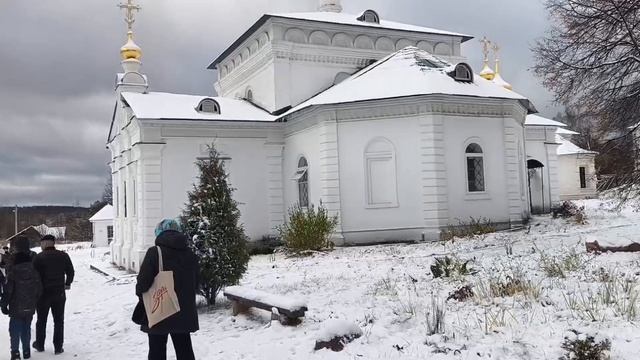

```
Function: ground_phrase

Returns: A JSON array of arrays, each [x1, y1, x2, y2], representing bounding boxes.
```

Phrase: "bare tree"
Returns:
[[102, 174, 113, 205], [534, 0, 640, 199], [534, 0, 640, 128]]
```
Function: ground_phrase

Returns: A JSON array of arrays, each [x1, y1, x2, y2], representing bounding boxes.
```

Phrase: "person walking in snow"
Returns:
[[32, 235, 74, 355], [134, 219, 199, 360], [1, 236, 43, 360]]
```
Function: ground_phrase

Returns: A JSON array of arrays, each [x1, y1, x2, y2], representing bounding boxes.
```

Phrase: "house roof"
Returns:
[[121, 92, 276, 122], [208, 11, 472, 69], [89, 204, 114, 222], [525, 114, 567, 127], [556, 127, 580, 135], [283, 47, 535, 116], [556, 135, 598, 156]]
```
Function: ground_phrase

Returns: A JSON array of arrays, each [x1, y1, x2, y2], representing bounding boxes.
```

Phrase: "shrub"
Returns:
[[447, 285, 474, 302], [552, 201, 587, 224], [277, 203, 338, 254], [430, 256, 476, 278], [440, 217, 497, 242], [475, 273, 543, 302], [182, 145, 250, 305], [560, 330, 611, 360]]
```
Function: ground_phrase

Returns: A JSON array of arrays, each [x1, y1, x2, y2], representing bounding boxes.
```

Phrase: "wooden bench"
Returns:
[[223, 286, 308, 325]]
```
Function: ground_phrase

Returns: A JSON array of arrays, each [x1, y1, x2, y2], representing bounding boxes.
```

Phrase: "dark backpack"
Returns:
[[7, 261, 42, 317]]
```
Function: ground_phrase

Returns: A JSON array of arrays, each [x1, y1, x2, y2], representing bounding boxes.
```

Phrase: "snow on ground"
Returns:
[[2, 199, 640, 359]]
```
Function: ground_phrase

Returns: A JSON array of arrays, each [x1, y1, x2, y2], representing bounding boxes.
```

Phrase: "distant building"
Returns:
[[3, 226, 42, 249], [34, 224, 66, 240], [556, 135, 598, 200], [89, 205, 114, 248]]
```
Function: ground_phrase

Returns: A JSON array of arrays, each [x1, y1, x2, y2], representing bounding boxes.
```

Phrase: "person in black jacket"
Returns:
[[135, 219, 199, 360], [32, 235, 74, 355], [1, 237, 43, 360]]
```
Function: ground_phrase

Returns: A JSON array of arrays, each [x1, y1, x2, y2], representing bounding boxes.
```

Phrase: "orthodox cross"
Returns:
[[118, 0, 141, 31], [480, 37, 492, 61], [492, 43, 501, 58]]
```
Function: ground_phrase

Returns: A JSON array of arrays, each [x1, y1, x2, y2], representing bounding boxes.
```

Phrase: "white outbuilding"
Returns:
[[556, 135, 598, 200], [89, 205, 114, 247]]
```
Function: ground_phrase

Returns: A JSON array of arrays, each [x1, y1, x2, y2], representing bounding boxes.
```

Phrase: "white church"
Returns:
[[108, 0, 597, 271]]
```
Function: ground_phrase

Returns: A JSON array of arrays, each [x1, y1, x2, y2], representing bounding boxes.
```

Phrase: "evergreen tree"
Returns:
[[182, 145, 250, 305]]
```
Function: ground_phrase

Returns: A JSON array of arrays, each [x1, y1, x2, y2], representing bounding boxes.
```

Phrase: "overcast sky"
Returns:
[[0, 0, 557, 207]]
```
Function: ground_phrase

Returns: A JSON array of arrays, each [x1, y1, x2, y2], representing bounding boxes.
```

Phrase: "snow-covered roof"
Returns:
[[89, 205, 114, 222], [556, 127, 579, 135], [121, 92, 276, 122], [208, 11, 472, 69], [556, 135, 598, 156], [269, 11, 472, 40], [283, 47, 535, 116], [525, 114, 567, 127]]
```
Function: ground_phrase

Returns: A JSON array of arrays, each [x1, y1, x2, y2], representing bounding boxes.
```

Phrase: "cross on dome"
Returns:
[[479, 36, 495, 81], [118, 0, 141, 32]]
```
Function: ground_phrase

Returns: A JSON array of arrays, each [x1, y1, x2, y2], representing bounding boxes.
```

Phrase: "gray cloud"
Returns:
[[0, 0, 557, 206]]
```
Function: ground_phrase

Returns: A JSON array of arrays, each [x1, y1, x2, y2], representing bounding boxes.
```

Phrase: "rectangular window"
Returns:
[[107, 226, 114, 244], [132, 179, 137, 216], [115, 187, 119, 217], [579, 167, 587, 189], [467, 157, 485, 192]]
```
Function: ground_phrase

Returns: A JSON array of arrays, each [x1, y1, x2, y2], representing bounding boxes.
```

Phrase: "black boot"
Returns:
[[23, 351, 30, 359], [10, 351, 21, 360], [32, 342, 44, 352], [54, 348, 64, 355]]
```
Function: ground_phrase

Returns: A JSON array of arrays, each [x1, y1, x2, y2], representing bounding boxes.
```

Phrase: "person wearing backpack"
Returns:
[[134, 219, 200, 360], [1, 236, 43, 360]]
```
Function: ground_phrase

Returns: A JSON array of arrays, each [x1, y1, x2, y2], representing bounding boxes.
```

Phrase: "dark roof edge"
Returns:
[[207, 14, 473, 70]]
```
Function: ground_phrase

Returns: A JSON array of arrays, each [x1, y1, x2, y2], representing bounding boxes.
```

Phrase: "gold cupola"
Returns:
[[492, 43, 513, 90], [121, 31, 142, 61]]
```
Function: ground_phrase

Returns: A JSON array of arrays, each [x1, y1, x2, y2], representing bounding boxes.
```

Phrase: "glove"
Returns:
[[1, 306, 8, 315], [65, 284, 71, 291]]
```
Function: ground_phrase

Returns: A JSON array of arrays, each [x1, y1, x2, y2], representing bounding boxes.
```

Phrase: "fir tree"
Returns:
[[182, 145, 250, 305]]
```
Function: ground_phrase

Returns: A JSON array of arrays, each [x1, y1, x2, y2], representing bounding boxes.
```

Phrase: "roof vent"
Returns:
[[319, 0, 342, 13], [448, 63, 474, 83], [196, 98, 220, 114], [357, 10, 380, 24]]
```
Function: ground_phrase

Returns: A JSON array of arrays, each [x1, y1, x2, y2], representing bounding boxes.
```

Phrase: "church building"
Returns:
[[109, 0, 544, 271]]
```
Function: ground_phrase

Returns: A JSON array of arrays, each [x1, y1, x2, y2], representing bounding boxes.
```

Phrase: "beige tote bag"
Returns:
[[142, 246, 181, 328]]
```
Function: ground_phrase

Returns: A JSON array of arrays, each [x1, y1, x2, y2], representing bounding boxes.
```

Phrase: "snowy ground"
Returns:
[[2, 199, 640, 359]]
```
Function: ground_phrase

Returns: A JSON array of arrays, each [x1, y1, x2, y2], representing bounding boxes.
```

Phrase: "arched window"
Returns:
[[245, 88, 254, 102], [449, 63, 474, 83], [358, 10, 380, 24], [196, 98, 220, 114], [293, 157, 309, 208], [466, 143, 485, 192], [365, 138, 398, 207]]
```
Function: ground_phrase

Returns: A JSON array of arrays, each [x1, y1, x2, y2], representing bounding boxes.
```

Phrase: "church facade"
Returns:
[[109, 0, 547, 271]]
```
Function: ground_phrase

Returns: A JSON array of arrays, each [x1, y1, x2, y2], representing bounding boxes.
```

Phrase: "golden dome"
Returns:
[[480, 62, 495, 81], [120, 31, 142, 61]]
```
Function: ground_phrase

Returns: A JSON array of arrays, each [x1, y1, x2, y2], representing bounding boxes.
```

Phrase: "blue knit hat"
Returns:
[[155, 219, 182, 237]]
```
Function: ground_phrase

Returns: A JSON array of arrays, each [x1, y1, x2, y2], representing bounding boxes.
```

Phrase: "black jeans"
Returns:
[[35, 290, 66, 350], [148, 333, 195, 360]]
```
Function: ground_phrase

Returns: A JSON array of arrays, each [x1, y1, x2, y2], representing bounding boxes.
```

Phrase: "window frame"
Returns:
[[579, 166, 587, 189], [464, 140, 488, 197], [295, 156, 310, 208], [195, 98, 221, 114], [364, 137, 399, 209], [357, 10, 380, 24]]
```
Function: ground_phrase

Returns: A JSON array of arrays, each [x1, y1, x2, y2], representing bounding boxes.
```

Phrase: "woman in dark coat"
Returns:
[[135, 219, 199, 360]]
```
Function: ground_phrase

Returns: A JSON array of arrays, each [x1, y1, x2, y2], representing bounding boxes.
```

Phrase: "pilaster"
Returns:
[[265, 142, 285, 232], [503, 119, 524, 225], [318, 118, 344, 245], [419, 114, 448, 239]]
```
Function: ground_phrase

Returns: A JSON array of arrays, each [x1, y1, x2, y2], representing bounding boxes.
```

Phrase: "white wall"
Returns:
[[442, 117, 511, 225], [558, 154, 598, 200], [91, 220, 113, 248], [161, 137, 272, 240], [337, 116, 424, 240]]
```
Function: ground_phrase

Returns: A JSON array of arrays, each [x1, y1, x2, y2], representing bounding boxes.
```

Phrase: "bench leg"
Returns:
[[231, 301, 249, 316]]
